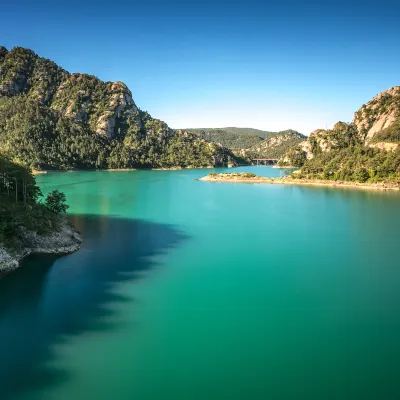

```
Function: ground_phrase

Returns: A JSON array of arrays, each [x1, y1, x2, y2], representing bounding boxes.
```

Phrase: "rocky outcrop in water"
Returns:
[[0, 217, 82, 276]]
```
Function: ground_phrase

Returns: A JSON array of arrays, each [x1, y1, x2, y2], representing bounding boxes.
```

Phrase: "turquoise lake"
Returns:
[[1, 166, 400, 400]]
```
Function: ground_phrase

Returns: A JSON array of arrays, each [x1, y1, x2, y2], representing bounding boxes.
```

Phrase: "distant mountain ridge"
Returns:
[[185, 128, 264, 149], [218, 127, 280, 139], [184, 127, 304, 156], [245, 130, 306, 158], [185, 127, 279, 140], [0, 46, 238, 170]]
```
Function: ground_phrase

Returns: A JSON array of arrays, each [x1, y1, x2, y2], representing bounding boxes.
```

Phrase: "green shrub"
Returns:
[[353, 167, 369, 182], [297, 145, 400, 183], [45, 190, 69, 214]]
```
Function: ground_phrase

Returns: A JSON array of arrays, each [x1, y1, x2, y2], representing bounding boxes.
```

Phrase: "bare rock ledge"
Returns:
[[0, 217, 82, 276]]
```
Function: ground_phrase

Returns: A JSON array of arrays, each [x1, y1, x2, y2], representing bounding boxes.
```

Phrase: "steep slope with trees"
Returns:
[[0, 156, 81, 274], [0, 46, 239, 170], [185, 128, 304, 160], [185, 128, 263, 149], [245, 130, 306, 158], [278, 87, 400, 183], [353, 86, 400, 143], [217, 127, 279, 139]]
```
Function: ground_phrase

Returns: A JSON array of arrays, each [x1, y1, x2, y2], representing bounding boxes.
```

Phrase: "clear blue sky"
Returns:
[[2, 0, 400, 134]]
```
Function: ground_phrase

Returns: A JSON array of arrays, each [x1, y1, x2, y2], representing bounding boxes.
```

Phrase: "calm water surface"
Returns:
[[1, 166, 400, 400]]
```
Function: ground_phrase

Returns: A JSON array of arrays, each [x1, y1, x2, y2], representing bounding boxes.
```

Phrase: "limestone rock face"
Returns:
[[277, 122, 360, 166], [298, 139, 313, 159], [298, 86, 400, 158], [95, 82, 138, 137], [51, 74, 139, 138], [368, 142, 399, 152], [352, 86, 400, 141], [304, 125, 349, 156], [278, 87, 400, 168], [0, 47, 140, 139]]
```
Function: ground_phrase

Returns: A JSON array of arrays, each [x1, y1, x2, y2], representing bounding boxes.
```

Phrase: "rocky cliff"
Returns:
[[279, 86, 400, 166], [0, 46, 238, 169], [277, 87, 400, 182], [353, 86, 400, 142], [0, 47, 138, 138]]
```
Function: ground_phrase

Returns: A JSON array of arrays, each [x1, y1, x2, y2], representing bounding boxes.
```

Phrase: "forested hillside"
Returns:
[[217, 127, 278, 139], [245, 130, 306, 158], [279, 87, 400, 183], [185, 127, 304, 158], [186, 128, 263, 149], [0, 46, 238, 170]]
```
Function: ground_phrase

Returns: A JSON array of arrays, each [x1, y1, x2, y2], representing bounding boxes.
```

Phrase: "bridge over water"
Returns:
[[251, 158, 279, 165]]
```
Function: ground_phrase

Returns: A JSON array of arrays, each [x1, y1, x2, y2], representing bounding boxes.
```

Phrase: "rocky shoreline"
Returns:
[[200, 173, 400, 191], [0, 217, 82, 276]]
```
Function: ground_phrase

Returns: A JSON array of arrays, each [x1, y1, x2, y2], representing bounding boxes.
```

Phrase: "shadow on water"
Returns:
[[0, 214, 188, 399]]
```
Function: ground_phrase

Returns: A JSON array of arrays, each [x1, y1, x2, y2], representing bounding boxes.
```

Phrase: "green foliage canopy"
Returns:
[[45, 189, 69, 214]]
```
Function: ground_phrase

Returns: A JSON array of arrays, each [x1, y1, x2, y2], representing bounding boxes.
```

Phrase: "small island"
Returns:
[[200, 172, 400, 191], [200, 172, 278, 183]]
